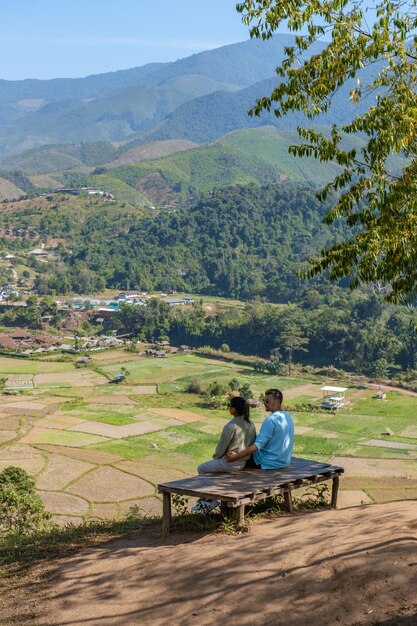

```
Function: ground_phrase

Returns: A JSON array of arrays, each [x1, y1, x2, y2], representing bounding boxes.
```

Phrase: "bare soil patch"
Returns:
[[114, 460, 191, 484], [118, 496, 162, 517], [68, 420, 166, 438], [283, 383, 323, 399], [91, 350, 136, 364], [88, 502, 119, 521], [66, 466, 155, 501], [2, 401, 49, 416], [39, 491, 89, 516], [337, 489, 373, 506], [331, 455, 417, 478], [0, 443, 46, 474], [0, 415, 20, 430], [22, 500, 417, 626], [35, 414, 86, 429], [36, 453, 95, 490], [0, 430, 16, 444], [148, 408, 205, 422], [34, 372, 107, 386]]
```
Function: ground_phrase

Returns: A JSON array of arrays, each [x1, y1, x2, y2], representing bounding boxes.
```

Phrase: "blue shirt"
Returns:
[[253, 410, 294, 470]]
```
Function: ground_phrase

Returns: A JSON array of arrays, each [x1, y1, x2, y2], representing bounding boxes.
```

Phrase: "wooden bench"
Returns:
[[158, 457, 344, 535]]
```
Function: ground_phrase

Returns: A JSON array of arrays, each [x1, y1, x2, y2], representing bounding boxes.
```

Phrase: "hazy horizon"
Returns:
[[0, 0, 251, 81]]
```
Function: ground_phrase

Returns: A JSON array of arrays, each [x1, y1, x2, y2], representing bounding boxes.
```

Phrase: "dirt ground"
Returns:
[[3, 500, 417, 626]]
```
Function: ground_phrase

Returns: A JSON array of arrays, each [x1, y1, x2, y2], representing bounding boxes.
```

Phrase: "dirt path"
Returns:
[[6, 500, 416, 626], [367, 383, 417, 397]]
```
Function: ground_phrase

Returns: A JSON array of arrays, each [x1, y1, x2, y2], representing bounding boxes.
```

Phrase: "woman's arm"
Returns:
[[226, 417, 273, 462], [212, 423, 234, 459]]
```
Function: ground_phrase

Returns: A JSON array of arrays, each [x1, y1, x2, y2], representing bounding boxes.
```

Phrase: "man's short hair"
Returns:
[[265, 388, 283, 404]]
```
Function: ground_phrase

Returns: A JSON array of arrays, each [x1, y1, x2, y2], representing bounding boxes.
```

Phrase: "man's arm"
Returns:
[[226, 443, 258, 462], [227, 416, 275, 462]]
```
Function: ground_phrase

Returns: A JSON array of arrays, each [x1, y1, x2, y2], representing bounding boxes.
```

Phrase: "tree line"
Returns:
[[106, 290, 417, 379]]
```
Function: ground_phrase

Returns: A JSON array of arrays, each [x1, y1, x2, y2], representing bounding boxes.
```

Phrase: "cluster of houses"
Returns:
[[0, 331, 60, 353], [143, 343, 189, 358], [79, 335, 125, 350], [0, 227, 38, 239], [61, 293, 197, 320], [54, 187, 115, 199], [0, 188, 115, 205], [0, 329, 191, 358], [0, 331, 133, 354], [0, 284, 19, 301]]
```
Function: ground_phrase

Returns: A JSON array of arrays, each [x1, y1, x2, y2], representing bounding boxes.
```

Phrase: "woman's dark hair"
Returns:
[[229, 396, 251, 422]]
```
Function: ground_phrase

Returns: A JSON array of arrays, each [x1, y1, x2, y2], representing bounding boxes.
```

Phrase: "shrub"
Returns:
[[186, 377, 206, 394], [228, 377, 240, 391], [239, 383, 253, 401], [206, 380, 228, 408], [0, 466, 54, 536]]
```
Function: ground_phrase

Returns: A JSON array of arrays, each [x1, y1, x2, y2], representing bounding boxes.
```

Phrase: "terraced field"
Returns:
[[0, 352, 416, 524]]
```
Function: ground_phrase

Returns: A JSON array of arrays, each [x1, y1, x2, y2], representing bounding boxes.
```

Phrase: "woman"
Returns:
[[192, 396, 256, 512]]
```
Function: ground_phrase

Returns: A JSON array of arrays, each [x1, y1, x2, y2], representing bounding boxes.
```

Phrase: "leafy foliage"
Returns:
[[238, 0, 417, 301], [0, 467, 53, 536]]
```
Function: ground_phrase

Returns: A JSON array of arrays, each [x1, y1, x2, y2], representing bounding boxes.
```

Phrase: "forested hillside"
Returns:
[[1, 182, 416, 376], [6, 183, 341, 298]]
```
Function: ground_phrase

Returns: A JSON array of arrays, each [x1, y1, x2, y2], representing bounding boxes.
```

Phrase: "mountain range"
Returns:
[[0, 34, 379, 203]]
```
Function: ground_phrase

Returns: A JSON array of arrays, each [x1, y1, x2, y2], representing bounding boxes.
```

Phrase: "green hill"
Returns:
[[0, 176, 24, 200], [0, 127, 362, 206], [2, 142, 122, 175], [11, 182, 345, 300], [2, 139, 200, 177], [77, 127, 347, 207]]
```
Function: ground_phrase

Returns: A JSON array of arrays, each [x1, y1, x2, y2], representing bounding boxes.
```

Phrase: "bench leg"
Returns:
[[220, 501, 230, 516], [161, 492, 172, 536], [235, 504, 245, 527], [331, 475, 340, 508], [284, 487, 293, 513]]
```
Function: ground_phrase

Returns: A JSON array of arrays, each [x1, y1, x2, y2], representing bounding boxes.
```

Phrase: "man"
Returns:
[[226, 388, 294, 470]]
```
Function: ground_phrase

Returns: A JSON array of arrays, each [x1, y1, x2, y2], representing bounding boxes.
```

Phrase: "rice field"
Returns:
[[0, 351, 416, 524]]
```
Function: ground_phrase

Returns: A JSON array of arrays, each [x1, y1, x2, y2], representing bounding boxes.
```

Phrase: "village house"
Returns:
[[145, 349, 166, 358], [0, 331, 59, 351]]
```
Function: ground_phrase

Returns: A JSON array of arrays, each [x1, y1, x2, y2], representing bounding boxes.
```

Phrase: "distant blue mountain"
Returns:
[[0, 34, 374, 163]]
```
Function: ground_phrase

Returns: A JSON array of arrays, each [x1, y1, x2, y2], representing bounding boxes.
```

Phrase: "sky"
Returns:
[[0, 1, 252, 81]]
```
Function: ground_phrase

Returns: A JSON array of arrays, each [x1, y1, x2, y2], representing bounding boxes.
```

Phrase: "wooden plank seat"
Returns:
[[158, 457, 344, 535]]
